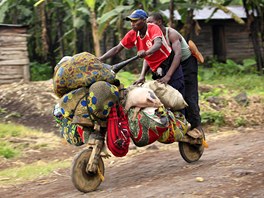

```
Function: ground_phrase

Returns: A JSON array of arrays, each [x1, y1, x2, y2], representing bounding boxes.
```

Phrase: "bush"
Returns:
[[201, 111, 225, 126], [204, 58, 257, 76], [30, 62, 53, 81]]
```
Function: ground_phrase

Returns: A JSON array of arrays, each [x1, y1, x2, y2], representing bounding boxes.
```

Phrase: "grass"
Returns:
[[0, 160, 70, 186], [0, 123, 60, 159], [0, 123, 44, 138], [117, 66, 264, 97], [0, 122, 69, 187], [0, 142, 20, 158], [198, 68, 264, 96]]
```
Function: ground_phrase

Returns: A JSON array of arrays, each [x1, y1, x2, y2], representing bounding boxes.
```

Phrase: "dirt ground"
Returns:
[[0, 80, 263, 198]]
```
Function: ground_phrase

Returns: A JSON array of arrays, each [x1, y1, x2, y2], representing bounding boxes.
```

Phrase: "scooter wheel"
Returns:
[[71, 149, 104, 192], [178, 142, 204, 163]]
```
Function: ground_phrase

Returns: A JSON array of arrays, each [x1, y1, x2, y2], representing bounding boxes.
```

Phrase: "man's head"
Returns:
[[126, 9, 148, 32], [147, 13, 164, 27]]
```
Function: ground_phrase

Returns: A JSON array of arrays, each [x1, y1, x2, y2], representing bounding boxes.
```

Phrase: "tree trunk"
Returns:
[[169, 0, 175, 28], [243, 0, 264, 74], [90, 11, 101, 57], [250, 19, 264, 74]]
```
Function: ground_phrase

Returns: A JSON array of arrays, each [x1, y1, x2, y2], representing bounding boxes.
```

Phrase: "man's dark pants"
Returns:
[[182, 55, 201, 129]]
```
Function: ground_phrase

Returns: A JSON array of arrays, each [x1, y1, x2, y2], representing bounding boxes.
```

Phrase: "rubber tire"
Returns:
[[179, 142, 204, 163], [71, 149, 104, 193]]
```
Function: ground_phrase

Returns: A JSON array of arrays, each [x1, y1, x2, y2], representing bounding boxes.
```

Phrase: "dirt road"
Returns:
[[0, 126, 263, 198]]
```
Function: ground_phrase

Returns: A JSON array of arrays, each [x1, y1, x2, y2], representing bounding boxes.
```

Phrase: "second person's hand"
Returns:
[[157, 75, 170, 85], [133, 76, 145, 85]]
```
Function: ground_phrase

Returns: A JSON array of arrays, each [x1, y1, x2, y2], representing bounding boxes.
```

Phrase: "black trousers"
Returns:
[[182, 55, 201, 129]]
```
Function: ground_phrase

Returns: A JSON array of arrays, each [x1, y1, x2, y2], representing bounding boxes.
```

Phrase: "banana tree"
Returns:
[[84, 0, 101, 56]]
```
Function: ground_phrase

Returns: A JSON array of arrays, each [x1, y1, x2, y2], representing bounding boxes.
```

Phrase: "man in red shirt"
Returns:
[[99, 9, 185, 97]]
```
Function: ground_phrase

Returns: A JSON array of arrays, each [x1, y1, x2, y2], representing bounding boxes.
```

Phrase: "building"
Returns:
[[0, 24, 30, 84], [162, 6, 255, 62]]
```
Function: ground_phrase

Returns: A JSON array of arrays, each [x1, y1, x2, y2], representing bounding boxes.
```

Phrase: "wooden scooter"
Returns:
[[70, 56, 207, 193]]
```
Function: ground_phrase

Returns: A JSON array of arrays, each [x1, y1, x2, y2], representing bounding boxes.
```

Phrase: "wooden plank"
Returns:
[[0, 66, 23, 75], [0, 74, 23, 80], [0, 28, 28, 34], [0, 50, 28, 55], [0, 53, 29, 60], [0, 59, 29, 65], [0, 47, 28, 51], [0, 42, 27, 50], [0, 35, 28, 40], [23, 65, 30, 82], [0, 51, 28, 57], [0, 78, 23, 84]]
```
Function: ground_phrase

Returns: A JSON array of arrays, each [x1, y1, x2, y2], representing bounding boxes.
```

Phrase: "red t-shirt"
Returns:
[[120, 23, 172, 71]]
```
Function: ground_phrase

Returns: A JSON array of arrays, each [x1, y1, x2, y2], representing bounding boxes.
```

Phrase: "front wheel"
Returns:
[[179, 142, 204, 163], [71, 149, 105, 192]]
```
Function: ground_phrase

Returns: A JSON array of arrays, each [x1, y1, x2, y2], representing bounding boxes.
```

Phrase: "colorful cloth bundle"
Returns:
[[128, 106, 190, 146], [58, 81, 119, 128], [107, 104, 130, 157], [158, 111, 189, 144], [53, 52, 116, 98], [59, 117, 84, 146], [128, 107, 169, 147]]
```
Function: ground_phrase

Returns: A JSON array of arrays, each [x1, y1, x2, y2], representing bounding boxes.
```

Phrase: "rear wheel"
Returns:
[[179, 142, 204, 163], [71, 149, 104, 192]]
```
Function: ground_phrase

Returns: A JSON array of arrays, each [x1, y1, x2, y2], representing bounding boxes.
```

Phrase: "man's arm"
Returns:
[[133, 59, 150, 85], [137, 37, 162, 58], [158, 28, 181, 84], [98, 43, 124, 61]]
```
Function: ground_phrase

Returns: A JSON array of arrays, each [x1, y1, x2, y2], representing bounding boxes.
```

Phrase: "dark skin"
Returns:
[[146, 16, 182, 85], [99, 18, 162, 84]]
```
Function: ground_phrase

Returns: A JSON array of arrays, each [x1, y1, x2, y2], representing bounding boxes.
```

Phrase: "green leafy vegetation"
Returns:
[[199, 58, 264, 96], [0, 160, 70, 186], [0, 123, 60, 159], [200, 87, 226, 99], [30, 62, 53, 81], [0, 142, 19, 159], [235, 117, 247, 127], [116, 71, 138, 87], [201, 111, 225, 126]]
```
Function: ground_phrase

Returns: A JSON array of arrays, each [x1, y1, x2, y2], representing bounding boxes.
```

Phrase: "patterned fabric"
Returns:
[[107, 104, 130, 157], [58, 81, 119, 127], [158, 111, 189, 144], [59, 117, 84, 146], [128, 107, 169, 147], [88, 81, 119, 120], [53, 52, 116, 97]]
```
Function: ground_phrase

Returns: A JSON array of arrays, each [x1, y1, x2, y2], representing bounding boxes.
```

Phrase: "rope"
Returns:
[[97, 167, 105, 181]]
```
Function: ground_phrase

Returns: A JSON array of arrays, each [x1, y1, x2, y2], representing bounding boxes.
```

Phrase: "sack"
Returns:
[[107, 104, 130, 157], [158, 111, 190, 144], [59, 117, 84, 146], [53, 52, 116, 97], [58, 81, 119, 127], [143, 80, 188, 111], [125, 86, 162, 111], [128, 107, 169, 147]]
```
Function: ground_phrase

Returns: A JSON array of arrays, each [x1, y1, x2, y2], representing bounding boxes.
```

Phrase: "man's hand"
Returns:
[[137, 50, 147, 58], [133, 76, 145, 85], [157, 75, 170, 85]]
